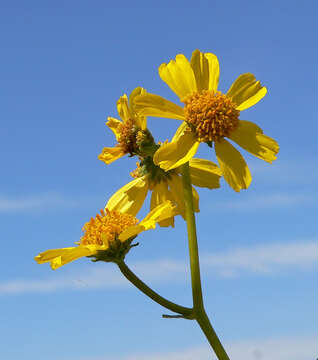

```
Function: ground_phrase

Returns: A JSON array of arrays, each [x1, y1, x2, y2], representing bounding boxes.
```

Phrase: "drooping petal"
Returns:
[[168, 175, 200, 216], [119, 201, 176, 241], [150, 181, 175, 227], [159, 54, 197, 99], [35, 246, 94, 270], [139, 201, 176, 230], [227, 73, 267, 111], [153, 130, 200, 171], [98, 146, 125, 164], [171, 122, 189, 142], [106, 117, 122, 141], [117, 94, 132, 122], [129, 87, 147, 130], [106, 177, 148, 216], [190, 49, 219, 92], [191, 186, 200, 213], [134, 93, 185, 120], [187, 158, 222, 189], [229, 120, 279, 163], [215, 139, 252, 192], [168, 175, 185, 218]]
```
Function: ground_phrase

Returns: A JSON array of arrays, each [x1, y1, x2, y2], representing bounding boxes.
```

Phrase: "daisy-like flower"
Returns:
[[134, 50, 279, 192], [98, 87, 156, 164], [105, 151, 222, 227], [35, 201, 176, 270]]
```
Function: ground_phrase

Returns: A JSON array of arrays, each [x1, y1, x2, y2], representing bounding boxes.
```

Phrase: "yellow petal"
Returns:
[[188, 158, 222, 189], [171, 122, 189, 142], [98, 146, 125, 164], [117, 94, 132, 122], [153, 130, 199, 171], [191, 186, 200, 213], [150, 181, 175, 227], [118, 224, 145, 242], [229, 120, 279, 163], [106, 117, 122, 141], [215, 139, 252, 192], [139, 201, 176, 230], [168, 175, 185, 218], [134, 93, 185, 120], [129, 87, 147, 130], [190, 49, 219, 92], [227, 73, 267, 111], [106, 177, 148, 216], [159, 54, 197, 99], [168, 175, 199, 216], [35, 246, 94, 270], [119, 201, 176, 241]]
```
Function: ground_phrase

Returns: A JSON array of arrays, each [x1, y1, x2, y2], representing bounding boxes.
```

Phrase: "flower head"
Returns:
[[106, 152, 222, 227], [35, 201, 176, 269], [134, 50, 279, 192], [98, 87, 156, 164]]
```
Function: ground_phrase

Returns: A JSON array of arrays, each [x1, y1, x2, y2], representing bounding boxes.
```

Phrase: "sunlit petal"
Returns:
[[187, 158, 222, 189], [134, 93, 185, 120], [106, 117, 122, 140], [229, 120, 279, 163], [159, 54, 197, 99], [106, 177, 148, 216], [153, 131, 199, 171], [227, 73, 267, 111], [215, 139, 252, 192], [98, 146, 125, 164], [190, 49, 219, 92]]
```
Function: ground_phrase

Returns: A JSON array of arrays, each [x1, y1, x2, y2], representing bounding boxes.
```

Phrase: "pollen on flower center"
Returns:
[[80, 209, 138, 247], [117, 118, 138, 155], [183, 90, 240, 143]]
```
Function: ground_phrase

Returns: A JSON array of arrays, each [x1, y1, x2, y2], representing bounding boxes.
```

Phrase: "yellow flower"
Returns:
[[106, 156, 222, 227], [134, 50, 279, 192], [98, 87, 151, 164], [35, 201, 176, 270]]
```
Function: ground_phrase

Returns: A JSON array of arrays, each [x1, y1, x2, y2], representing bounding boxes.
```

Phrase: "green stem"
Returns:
[[181, 162, 230, 360], [116, 260, 193, 318]]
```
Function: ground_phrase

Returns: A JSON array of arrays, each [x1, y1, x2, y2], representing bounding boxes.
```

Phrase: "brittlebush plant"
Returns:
[[35, 50, 279, 360]]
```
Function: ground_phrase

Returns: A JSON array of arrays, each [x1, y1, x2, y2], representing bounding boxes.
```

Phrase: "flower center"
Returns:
[[183, 90, 240, 142], [117, 118, 138, 155], [80, 209, 138, 247]]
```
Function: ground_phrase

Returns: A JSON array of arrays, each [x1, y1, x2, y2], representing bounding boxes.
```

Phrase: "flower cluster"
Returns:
[[35, 49, 278, 269]]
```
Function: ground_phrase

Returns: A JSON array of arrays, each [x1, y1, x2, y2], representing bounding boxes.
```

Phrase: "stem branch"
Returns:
[[117, 260, 193, 318]]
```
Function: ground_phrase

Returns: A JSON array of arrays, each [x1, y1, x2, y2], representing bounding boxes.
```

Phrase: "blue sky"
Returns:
[[1, 0, 317, 359]]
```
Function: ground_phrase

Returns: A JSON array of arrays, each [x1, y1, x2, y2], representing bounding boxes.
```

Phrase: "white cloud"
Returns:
[[214, 192, 311, 211], [76, 335, 318, 360], [201, 240, 318, 277], [1, 240, 318, 295], [248, 157, 318, 186], [0, 260, 187, 295], [0, 192, 78, 212]]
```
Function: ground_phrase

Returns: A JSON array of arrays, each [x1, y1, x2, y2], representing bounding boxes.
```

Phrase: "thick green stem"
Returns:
[[181, 162, 230, 360], [116, 260, 193, 318]]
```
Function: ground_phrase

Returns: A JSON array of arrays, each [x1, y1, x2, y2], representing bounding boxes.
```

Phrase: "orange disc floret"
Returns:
[[183, 90, 240, 143], [116, 118, 137, 155], [80, 209, 139, 247]]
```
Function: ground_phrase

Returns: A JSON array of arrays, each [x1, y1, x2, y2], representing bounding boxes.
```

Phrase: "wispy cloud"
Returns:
[[0, 260, 187, 295], [0, 192, 98, 212], [1, 240, 318, 295], [214, 192, 311, 211], [201, 240, 318, 277], [248, 157, 318, 186], [76, 335, 318, 360]]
